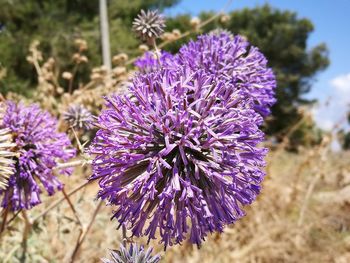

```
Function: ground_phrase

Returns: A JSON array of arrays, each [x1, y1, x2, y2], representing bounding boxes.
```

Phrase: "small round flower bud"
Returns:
[[138, 44, 149, 52], [72, 53, 81, 63], [79, 55, 88, 63], [112, 53, 129, 65], [172, 29, 181, 39], [190, 17, 201, 29], [57, 87, 64, 94], [220, 14, 230, 23], [161, 32, 175, 42], [74, 39, 88, 51], [62, 72, 73, 80], [112, 67, 126, 77], [47, 57, 55, 65], [26, 56, 33, 63], [91, 73, 102, 81]]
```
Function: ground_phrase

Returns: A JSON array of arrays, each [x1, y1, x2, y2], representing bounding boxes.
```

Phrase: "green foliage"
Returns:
[[340, 112, 350, 150], [0, 0, 179, 94], [343, 132, 350, 150]]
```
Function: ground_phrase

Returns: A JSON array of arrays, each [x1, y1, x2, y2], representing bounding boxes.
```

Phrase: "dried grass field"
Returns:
[[1, 138, 349, 263]]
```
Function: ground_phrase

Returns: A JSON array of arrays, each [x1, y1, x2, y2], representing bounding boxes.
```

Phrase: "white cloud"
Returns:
[[311, 73, 350, 131], [330, 73, 350, 95], [311, 105, 336, 131]]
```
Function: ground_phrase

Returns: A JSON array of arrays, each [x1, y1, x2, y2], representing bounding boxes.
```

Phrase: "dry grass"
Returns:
[[1, 142, 350, 263]]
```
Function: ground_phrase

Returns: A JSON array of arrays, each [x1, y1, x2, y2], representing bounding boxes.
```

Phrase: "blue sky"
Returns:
[[165, 0, 350, 130]]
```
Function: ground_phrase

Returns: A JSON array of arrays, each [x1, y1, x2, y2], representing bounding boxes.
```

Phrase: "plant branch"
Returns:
[[32, 180, 90, 223], [69, 200, 103, 263], [62, 188, 83, 227], [20, 210, 32, 263]]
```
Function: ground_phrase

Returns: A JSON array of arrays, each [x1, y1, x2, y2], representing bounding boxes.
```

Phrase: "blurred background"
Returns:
[[0, 0, 350, 262], [1, 0, 350, 150]]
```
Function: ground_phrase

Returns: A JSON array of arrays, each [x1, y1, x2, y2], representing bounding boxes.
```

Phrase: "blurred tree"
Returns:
[[0, 0, 179, 94], [342, 132, 350, 150], [339, 113, 350, 150], [165, 5, 329, 138]]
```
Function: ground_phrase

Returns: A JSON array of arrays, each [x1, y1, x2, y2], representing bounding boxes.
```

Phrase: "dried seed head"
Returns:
[[190, 17, 201, 29], [132, 9, 165, 43], [79, 55, 88, 63], [220, 14, 230, 23], [99, 65, 109, 74], [74, 39, 88, 51], [112, 53, 129, 65], [47, 57, 55, 65], [26, 56, 34, 64], [91, 73, 102, 81], [62, 72, 73, 80], [112, 67, 127, 77], [172, 29, 181, 39], [161, 32, 175, 42], [72, 53, 80, 62], [57, 87, 64, 94], [63, 104, 93, 130], [138, 44, 149, 52]]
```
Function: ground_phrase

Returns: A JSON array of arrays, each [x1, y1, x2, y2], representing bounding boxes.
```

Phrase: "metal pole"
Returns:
[[99, 0, 111, 70]]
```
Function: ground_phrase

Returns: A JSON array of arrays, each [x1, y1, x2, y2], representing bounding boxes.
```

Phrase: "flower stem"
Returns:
[[20, 210, 32, 263], [122, 224, 127, 247], [152, 38, 161, 66], [32, 180, 90, 223], [62, 187, 83, 227], [69, 200, 103, 263]]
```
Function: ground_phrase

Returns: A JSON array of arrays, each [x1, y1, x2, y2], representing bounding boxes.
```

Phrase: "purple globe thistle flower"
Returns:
[[135, 51, 174, 74], [174, 33, 276, 116], [101, 244, 161, 263], [63, 104, 94, 131], [0, 101, 75, 211], [90, 67, 267, 248]]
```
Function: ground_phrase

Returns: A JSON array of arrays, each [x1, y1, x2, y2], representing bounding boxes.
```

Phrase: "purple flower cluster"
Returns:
[[175, 33, 276, 116], [136, 32, 276, 116], [135, 51, 173, 74], [0, 101, 75, 211], [91, 33, 275, 248]]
